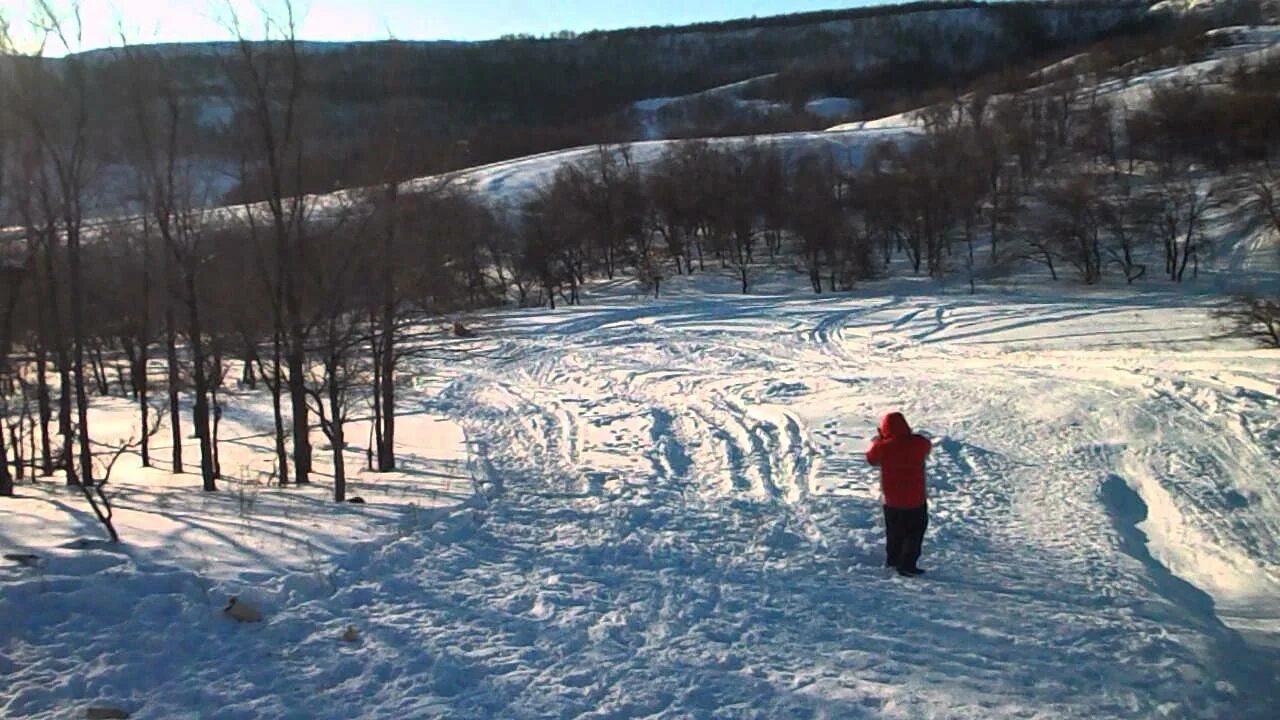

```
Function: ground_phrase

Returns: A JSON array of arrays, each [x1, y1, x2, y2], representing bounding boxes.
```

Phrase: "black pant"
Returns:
[[883, 504, 928, 571]]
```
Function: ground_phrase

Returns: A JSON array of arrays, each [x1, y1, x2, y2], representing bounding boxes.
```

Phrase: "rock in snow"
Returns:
[[223, 596, 264, 623]]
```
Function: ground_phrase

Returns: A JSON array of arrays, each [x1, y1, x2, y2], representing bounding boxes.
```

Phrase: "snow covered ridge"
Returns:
[[3, 281, 1279, 718], [437, 19, 1280, 220], [624, 2, 1152, 139], [828, 22, 1280, 135], [1152, 0, 1278, 20], [432, 126, 921, 211]]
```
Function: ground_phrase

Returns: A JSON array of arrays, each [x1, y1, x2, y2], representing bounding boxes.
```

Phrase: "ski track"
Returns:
[[4, 294, 1279, 719]]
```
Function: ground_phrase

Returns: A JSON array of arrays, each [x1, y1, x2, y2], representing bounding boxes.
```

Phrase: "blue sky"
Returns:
[[4, 0, 914, 53]]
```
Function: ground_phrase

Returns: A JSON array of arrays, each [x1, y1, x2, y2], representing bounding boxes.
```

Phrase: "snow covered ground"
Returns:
[[0, 403, 471, 581], [3, 276, 1278, 719]]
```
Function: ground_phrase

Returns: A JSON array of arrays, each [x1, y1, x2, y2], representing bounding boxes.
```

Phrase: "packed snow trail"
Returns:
[[3, 291, 1279, 718]]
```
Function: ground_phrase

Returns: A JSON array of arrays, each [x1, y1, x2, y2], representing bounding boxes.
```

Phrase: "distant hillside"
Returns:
[[5, 1, 1158, 206]]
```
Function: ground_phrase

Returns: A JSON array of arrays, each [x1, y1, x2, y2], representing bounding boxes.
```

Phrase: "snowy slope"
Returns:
[[629, 75, 786, 141], [827, 25, 1280, 137], [431, 26, 1280, 223], [4, 279, 1278, 719], [429, 126, 916, 212]]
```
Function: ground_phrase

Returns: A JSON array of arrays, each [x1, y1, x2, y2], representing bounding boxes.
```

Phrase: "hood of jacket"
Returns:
[[879, 412, 912, 440]]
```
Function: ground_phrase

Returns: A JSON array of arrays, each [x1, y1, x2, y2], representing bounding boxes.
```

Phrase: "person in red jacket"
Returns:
[[866, 412, 933, 576]]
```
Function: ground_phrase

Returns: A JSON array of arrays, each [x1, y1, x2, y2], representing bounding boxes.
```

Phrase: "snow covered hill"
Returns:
[[3, 278, 1277, 718], [424, 125, 917, 212], [445, 22, 1280, 199]]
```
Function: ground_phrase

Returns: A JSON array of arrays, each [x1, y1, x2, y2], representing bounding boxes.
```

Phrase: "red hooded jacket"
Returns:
[[866, 412, 932, 509]]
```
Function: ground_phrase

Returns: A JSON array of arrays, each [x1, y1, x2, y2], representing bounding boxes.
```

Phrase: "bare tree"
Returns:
[[1214, 296, 1280, 348], [294, 197, 370, 502], [221, 0, 314, 485], [7, 2, 97, 487], [789, 151, 844, 293], [121, 44, 217, 491], [11, 191, 62, 479], [308, 303, 365, 502], [519, 184, 578, 309], [363, 44, 413, 474], [1098, 175, 1158, 284], [699, 144, 764, 294], [1039, 176, 1104, 285], [1153, 168, 1219, 283], [646, 163, 689, 277]]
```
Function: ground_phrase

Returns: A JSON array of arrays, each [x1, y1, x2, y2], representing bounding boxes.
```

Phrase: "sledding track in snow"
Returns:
[[4, 291, 1279, 719], [415, 292, 1280, 718]]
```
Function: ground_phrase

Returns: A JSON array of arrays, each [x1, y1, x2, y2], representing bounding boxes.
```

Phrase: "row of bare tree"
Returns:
[[0, 5, 507, 542], [488, 48, 1279, 344], [499, 48, 1280, 301]]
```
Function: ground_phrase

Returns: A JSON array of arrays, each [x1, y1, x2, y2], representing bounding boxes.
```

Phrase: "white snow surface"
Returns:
[[3, 275, 1279, 719]]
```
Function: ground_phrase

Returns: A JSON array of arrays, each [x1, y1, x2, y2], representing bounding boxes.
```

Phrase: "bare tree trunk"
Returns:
[[12, 418, 24, 481], [68, 225, 95, 487], [35, 343, 53, 476], [329, 357, 346, 503], [282, 207, 311, 486], [166, 302, 183, 474], [287, 336, 310, 485], [211, 384, 222, 481], [139, 235, 152, 467], [89, 342, 109, 397], [269, 331, 289, 484], [241, 345, 257, 390], [67, 221, 95, 487], [38, 240, 77, 485], [371, 314, 383, 469], [0, 413, 11, 496], [377, 186, 397, 472], [184, 272, 216, 492], [378, 316, 396, 472], [211, 344, 223, 480], [27, 400, 36, 478]]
